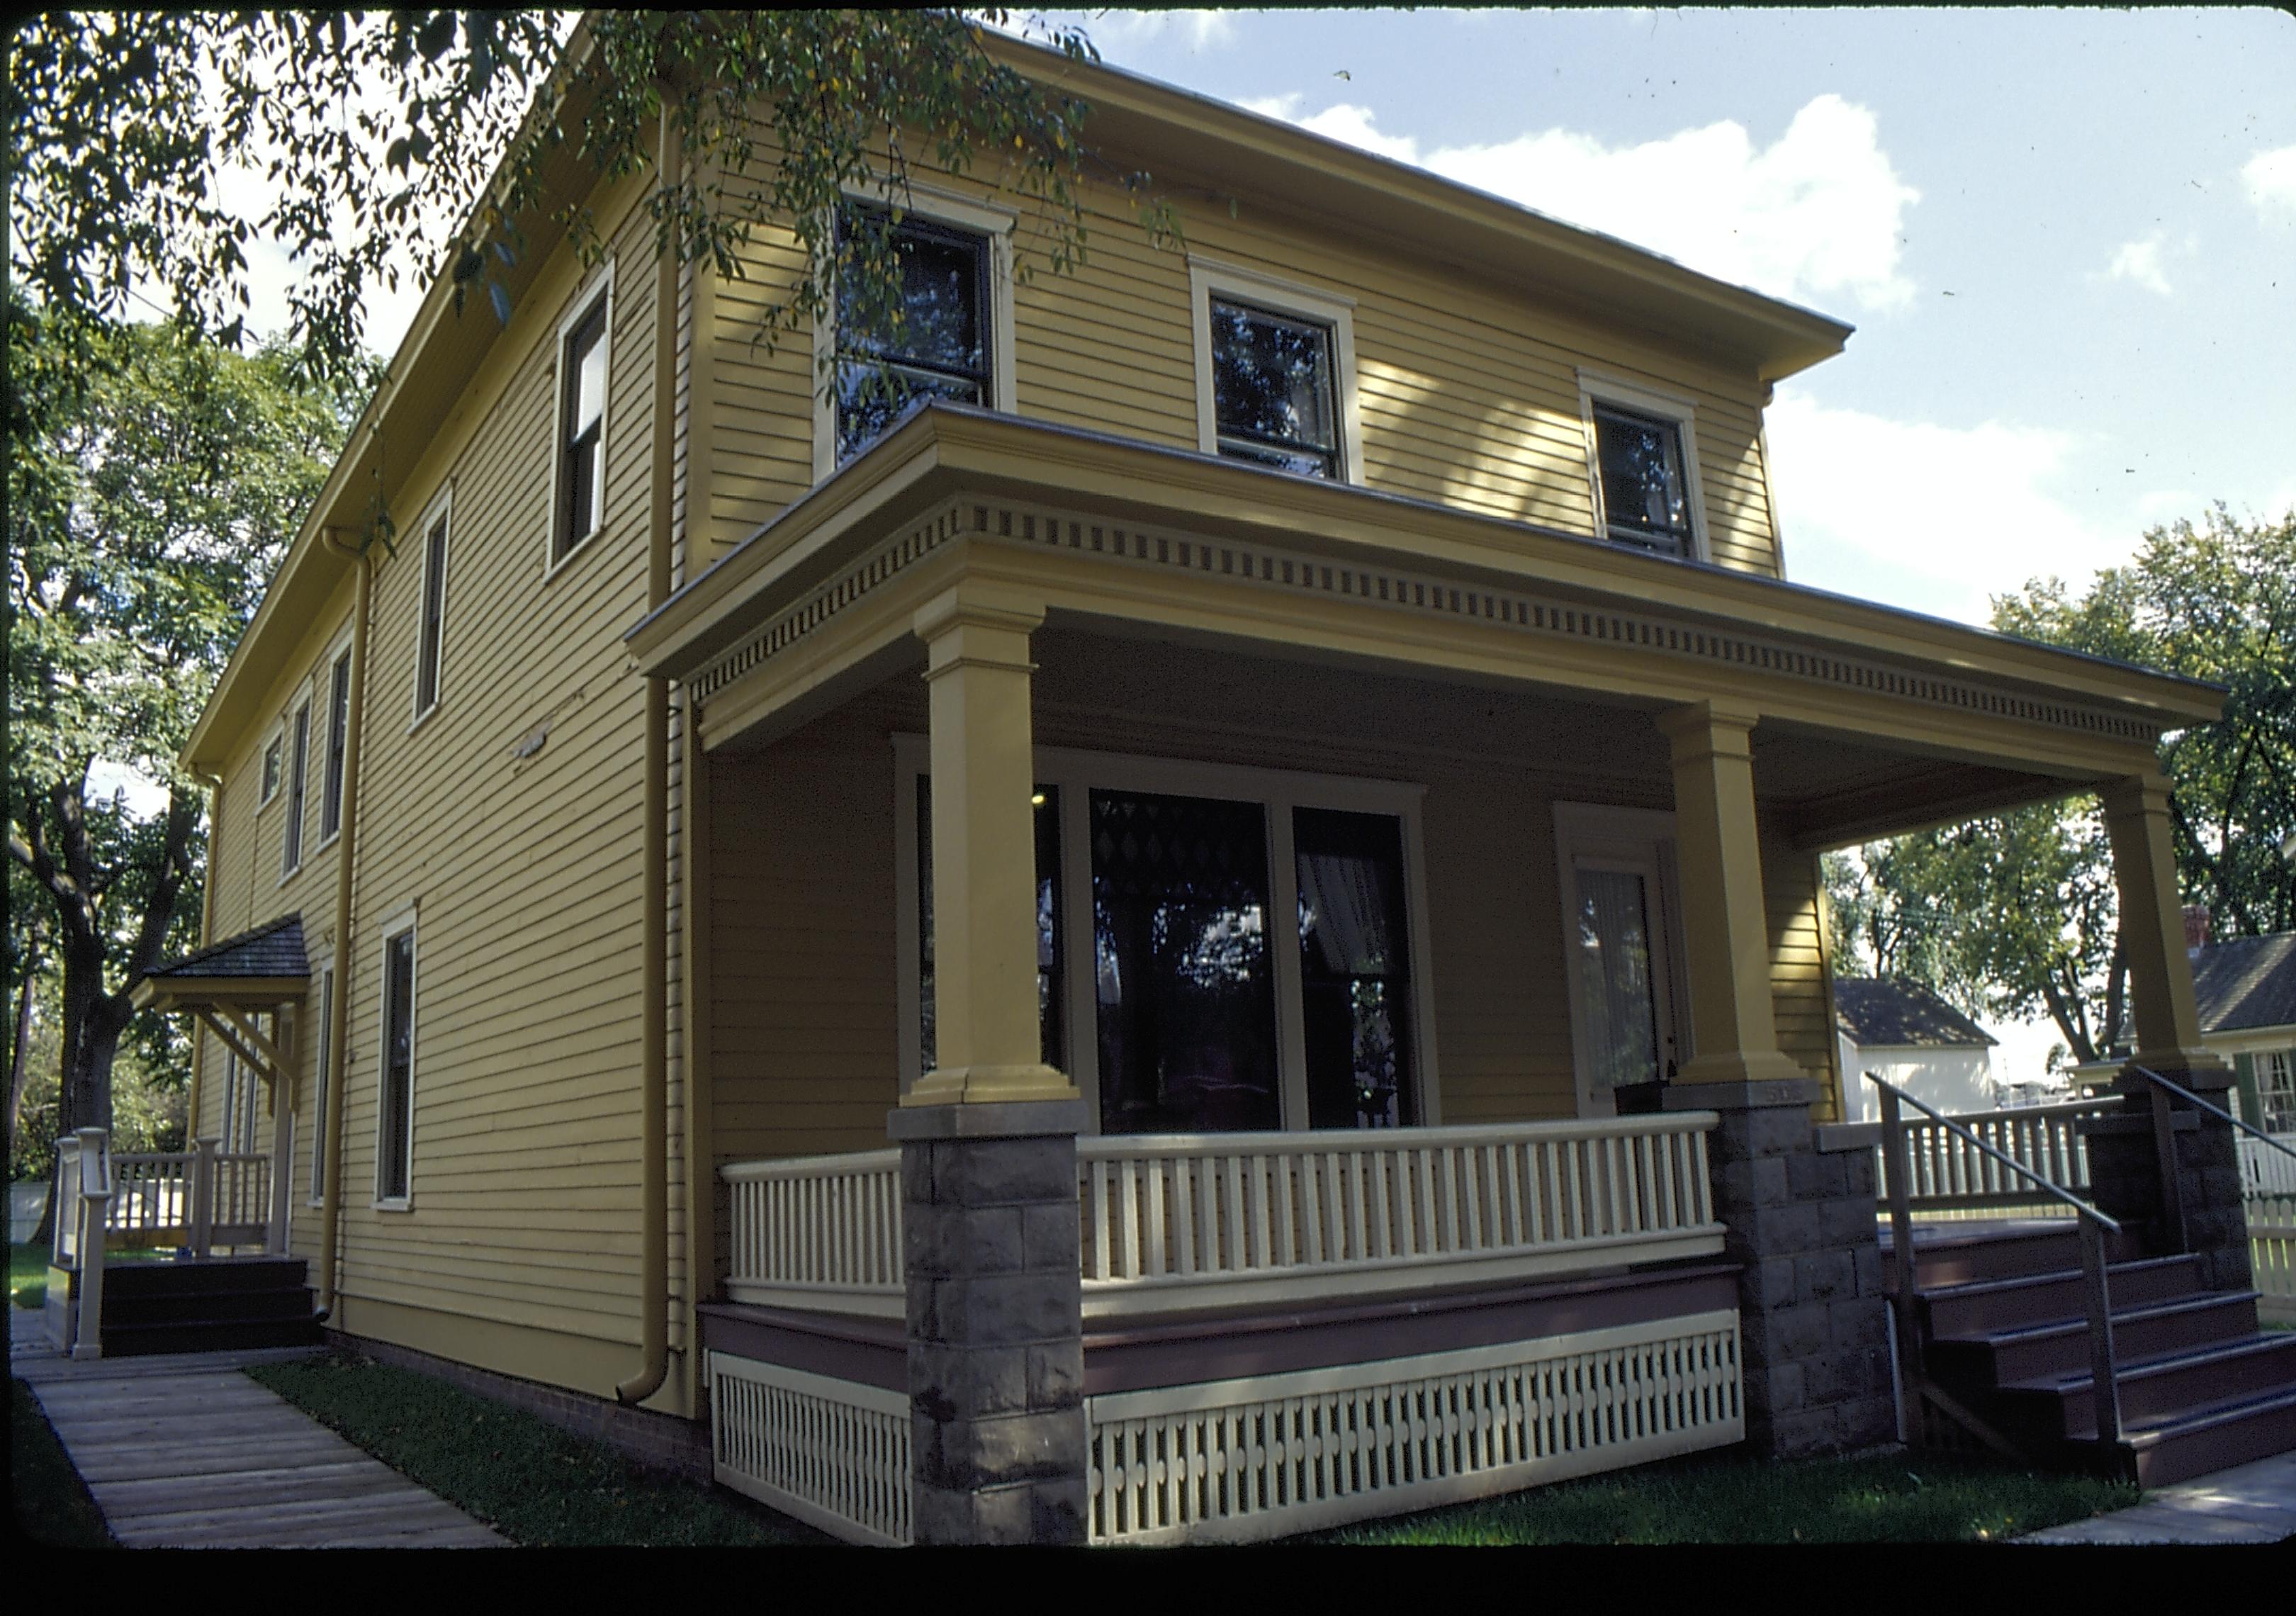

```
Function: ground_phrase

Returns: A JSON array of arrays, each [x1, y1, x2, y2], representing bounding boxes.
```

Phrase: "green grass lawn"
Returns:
[[11, 1241, 180, 1312], [247, 1354, 822, 1547], [10, 1379, 115, 1548], [1311, 1447, 2139, 1545]]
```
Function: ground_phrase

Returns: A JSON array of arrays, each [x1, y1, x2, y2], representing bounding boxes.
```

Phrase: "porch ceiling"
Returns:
[[629, 403, 2219, 797]]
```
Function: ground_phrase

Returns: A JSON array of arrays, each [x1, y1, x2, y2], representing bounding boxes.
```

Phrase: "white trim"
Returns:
[[276, 683, 315, 884], [812, 182, 1018, 486], [893, 736, 1436, 1133], [1575, 367, 1711, 562], [257, 724, 284, 812], [1551, 802, 1687, 1118], [372, 905, 418, 1211], [544, 259, 616, 581], [409, 482, 454, 731], [305, 958, 334, 1208], [1188, 255, 1365, 486]]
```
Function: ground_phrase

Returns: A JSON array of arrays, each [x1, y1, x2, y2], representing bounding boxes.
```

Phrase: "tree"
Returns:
[[7, 317, 356, 1160], [1825, 506, 2296, 1062], [6, 11, 1164, 394]]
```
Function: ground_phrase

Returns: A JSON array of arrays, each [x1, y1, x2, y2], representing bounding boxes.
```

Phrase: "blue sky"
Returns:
[[1022, 7, 2296, 626]]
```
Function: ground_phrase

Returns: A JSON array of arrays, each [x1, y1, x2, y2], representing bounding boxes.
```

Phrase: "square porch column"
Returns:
[[893, 583, 1087, 1546], [1657, 700, 1894, 1459], [2090, 774, 2248, 1289]]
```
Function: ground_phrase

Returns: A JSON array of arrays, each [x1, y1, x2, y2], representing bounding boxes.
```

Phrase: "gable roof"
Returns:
[[144, 913, 309, 981], [1834, 977, 1997, 1050], [2188, 932, 2296, 1036]]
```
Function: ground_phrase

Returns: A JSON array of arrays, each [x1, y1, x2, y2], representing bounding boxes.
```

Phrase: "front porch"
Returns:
[[632, 403, 2239, 1543]]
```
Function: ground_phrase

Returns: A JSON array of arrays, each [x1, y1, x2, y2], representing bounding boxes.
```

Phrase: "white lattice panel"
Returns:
[[1085, 1311, 1742, 1545], [709, 1354, 912, 1547]]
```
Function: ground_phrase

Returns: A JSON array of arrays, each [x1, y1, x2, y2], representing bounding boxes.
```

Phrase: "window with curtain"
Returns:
[[1572, 866, 1664, 1094], [1294, 807, 1414, 1128]]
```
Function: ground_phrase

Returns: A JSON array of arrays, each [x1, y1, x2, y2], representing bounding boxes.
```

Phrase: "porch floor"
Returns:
[[11, 1339, 506, 1548]]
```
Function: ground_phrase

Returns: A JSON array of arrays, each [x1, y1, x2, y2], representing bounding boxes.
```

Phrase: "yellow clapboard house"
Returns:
[[123, 21, 2290, 1542]]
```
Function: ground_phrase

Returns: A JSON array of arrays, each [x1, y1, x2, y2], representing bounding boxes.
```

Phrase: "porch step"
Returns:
[[1991, 1335, 2296, 1445], [94, 1255, 320, 1357], [1928, 1291, 2263, 1386], [1915, 1253, 2206, 1337], [2064, 1386, 2296, 1489], [1884, 1225, 2143, 1290]]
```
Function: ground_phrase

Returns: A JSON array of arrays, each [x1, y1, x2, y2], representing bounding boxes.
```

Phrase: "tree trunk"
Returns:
[[6, 940, 38, 1143]]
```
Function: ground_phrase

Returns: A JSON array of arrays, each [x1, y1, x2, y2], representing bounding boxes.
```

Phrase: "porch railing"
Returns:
[[721, 1113, 1724, 1320], [51, 1137, 274, 1259], [2241, 1135, 2296, 1199], [1875, 1096, 2108, 1218]]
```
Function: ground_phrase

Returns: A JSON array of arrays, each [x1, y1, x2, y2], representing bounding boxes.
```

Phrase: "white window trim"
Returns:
[[305, 957, 334, 1208], [409, 482, 454, 732], [372, 903, 419, 1211], [276, 679, 316, 885], [544, 260, 616, 581], [1188, 255, 1365, 487], [894, 736, 1440, 1135], [1551, 802, 1692, 1120], [313, 622, 355, 853], [811, 179, 1019, 486], [1576, 368, 1711, 563]]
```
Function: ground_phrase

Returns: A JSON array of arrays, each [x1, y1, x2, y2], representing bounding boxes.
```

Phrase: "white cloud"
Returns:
[[2104, 232, 2175, 297], [2241, 144, 2296, 219], [1765, 386, 2135, 624], [1242, 94, 1920, 313], [1084, 9, 1237, 51]]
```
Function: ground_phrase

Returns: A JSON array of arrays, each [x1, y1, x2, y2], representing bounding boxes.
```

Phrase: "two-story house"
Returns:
[[131, 25, 2287, 1543]]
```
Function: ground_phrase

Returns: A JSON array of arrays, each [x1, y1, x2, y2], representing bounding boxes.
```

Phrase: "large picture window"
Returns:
[[898, 743, 1433, 1135]]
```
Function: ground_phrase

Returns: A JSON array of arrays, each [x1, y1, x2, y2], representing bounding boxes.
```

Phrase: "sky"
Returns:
[[106, 8, 2296, 1080]]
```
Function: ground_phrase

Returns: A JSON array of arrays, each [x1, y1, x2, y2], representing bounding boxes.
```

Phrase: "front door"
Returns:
[[1553, 805, 1687, 1118]]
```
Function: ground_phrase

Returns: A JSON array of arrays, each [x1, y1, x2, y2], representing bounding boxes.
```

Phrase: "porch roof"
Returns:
[[130, 914, 310, 1015], [628, 403, 2222, 838]]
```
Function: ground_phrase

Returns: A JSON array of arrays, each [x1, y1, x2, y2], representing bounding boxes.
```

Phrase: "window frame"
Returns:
[[1576, 369, 1711, 561], [306, 962, 334, 1206], [893, 736, 1439, 1135], [316, 631, 352, 850], [1188, 257, 1364, 486], [373, 908, 419, 1211], [545, 264, 615, 578], [278, 690, 313, 880], [411, 485, 454, 729], [811, 180, 1018, 485], [259, 728, 283, 810]]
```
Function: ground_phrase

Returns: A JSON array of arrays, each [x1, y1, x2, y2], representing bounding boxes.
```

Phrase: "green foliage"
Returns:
[[247, 1356, 818, 1547], [1828, 506, 2295, 1062], [8, 11, 1171, 396], [1317, 1447, 2136, 1544]]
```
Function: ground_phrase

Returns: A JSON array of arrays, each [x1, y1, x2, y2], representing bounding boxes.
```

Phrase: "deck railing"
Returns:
[[722, 1114, 1724, 1320], [108, 1153, 193, 1245], [1876, 1097, 2108, 1218], [2241, 1135, 2296, 1199]]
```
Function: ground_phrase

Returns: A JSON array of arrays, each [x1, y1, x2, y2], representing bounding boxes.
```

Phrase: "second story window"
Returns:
[[320, 649, 350, 842], [281, 700, 310, 876], [1589, 400, 1697, 557], [554, 290, 609, 563], [1208, 298, 1341, 478], [833, 206, 992, 466], [260, 734, 282, 806], [415, 506, 450, 721]]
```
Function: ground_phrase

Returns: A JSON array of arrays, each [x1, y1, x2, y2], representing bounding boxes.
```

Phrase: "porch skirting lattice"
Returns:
[[710, 1309, 1741, 1546]]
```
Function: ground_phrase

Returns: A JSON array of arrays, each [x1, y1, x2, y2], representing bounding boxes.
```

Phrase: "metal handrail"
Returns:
[[2132, 1063, 2296, 1160], [1865, 1072, 2124, 1449]]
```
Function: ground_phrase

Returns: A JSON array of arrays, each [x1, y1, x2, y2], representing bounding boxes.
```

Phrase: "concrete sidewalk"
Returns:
[[13, 1331, 507, 1548], [2016, 1451, 2295, 1544]]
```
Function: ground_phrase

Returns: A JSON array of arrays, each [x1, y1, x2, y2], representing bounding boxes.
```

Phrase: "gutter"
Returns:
[[616, 102, 677, 1408], [314, 529, 373, 1321]]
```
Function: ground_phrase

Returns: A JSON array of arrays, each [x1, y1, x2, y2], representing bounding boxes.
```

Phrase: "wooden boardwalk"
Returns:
[[14, 1342, 507, 1548]]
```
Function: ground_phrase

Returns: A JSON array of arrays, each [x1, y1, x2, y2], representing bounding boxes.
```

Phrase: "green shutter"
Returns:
[[2232, 1050, 2261, 1130]]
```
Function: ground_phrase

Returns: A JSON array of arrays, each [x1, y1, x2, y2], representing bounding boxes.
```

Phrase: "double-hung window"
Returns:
[[1190, 261, 1361, 483], [553, 288, 609, 563], [320, 649, 350, 842], [831, 205, 994, 466], [1580, 374, 1706, 559], [281, 701, 310, 875], [414, 504, 450, 720], [377, 926, 416, 1205]]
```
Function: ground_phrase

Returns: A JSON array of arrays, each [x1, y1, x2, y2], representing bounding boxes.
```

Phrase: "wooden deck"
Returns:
[[13, 1341, 506, 1548]]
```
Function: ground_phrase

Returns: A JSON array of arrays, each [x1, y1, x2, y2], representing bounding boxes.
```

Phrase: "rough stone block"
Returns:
[[967, 1481, 1036, 1543], [1819, 1195, 1880, 1247], [1768, 1406, 1840, 1460], [1021, 1202, 1081, 1271], [1030, 1477, 1088, 1546], [1027, 1342, 1083, 1408], [1748, 1257, 1798, 1311], [955, 1272, 1080, 1346], [1852, 1242, 1886, 1299], [1843, 1150, 1879, 1199], [942, 1408, 1088, 1488], [1794, 1250, 1855, 1306], [1828, 1298, 1889, 1355], [920, 1343, 1030, 1419], [1786, 1151, 1850, 1201], [1735, 1201, 1823, 1258], [947, 1138, 1077, 1206], [912, 1481, 972, 1544], [1745, 1106, 1815, 1160], [1714, 1157, 1790, 1212], [902, 1143, 938, 1205], [1774, 1303, 1830, 1362], [1806, 1345, 1887, 1404], [1741, 1360, 1804, 1420]]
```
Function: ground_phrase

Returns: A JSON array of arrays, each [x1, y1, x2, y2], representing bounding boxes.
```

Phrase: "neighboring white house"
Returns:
[[2185, 931, 2296, 1140], [1835, 976, 1999, 1125]]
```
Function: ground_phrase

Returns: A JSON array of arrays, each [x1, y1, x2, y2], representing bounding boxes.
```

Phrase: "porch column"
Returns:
[[1657, 701, 1894, 1459], [2092, 774, 2246, 1286], [893, 583, 1086, 1547]]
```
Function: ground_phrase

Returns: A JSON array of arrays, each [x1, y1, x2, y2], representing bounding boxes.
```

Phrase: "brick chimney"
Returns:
[[2182, 903, 2212, 951]]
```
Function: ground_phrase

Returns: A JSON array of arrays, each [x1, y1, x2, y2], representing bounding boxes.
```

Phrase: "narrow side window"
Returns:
[[320, 651, 351, 841], [260, 734, 282, 806], [377, 928, 416, 1203], [415, 510, 450, 719], [281, 702, 310, 875], [554, 296, 609, 561]]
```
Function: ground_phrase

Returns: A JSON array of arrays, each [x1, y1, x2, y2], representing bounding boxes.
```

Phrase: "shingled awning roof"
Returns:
[[1834, 977, 1997, 1050], [130, 914, 309, 1015]]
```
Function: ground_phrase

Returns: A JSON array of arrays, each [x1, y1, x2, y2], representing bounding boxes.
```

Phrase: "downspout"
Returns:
[[617, 102, 677, 1405], [184, 774, 224, 1138], [315, 527, 373, 1321]]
